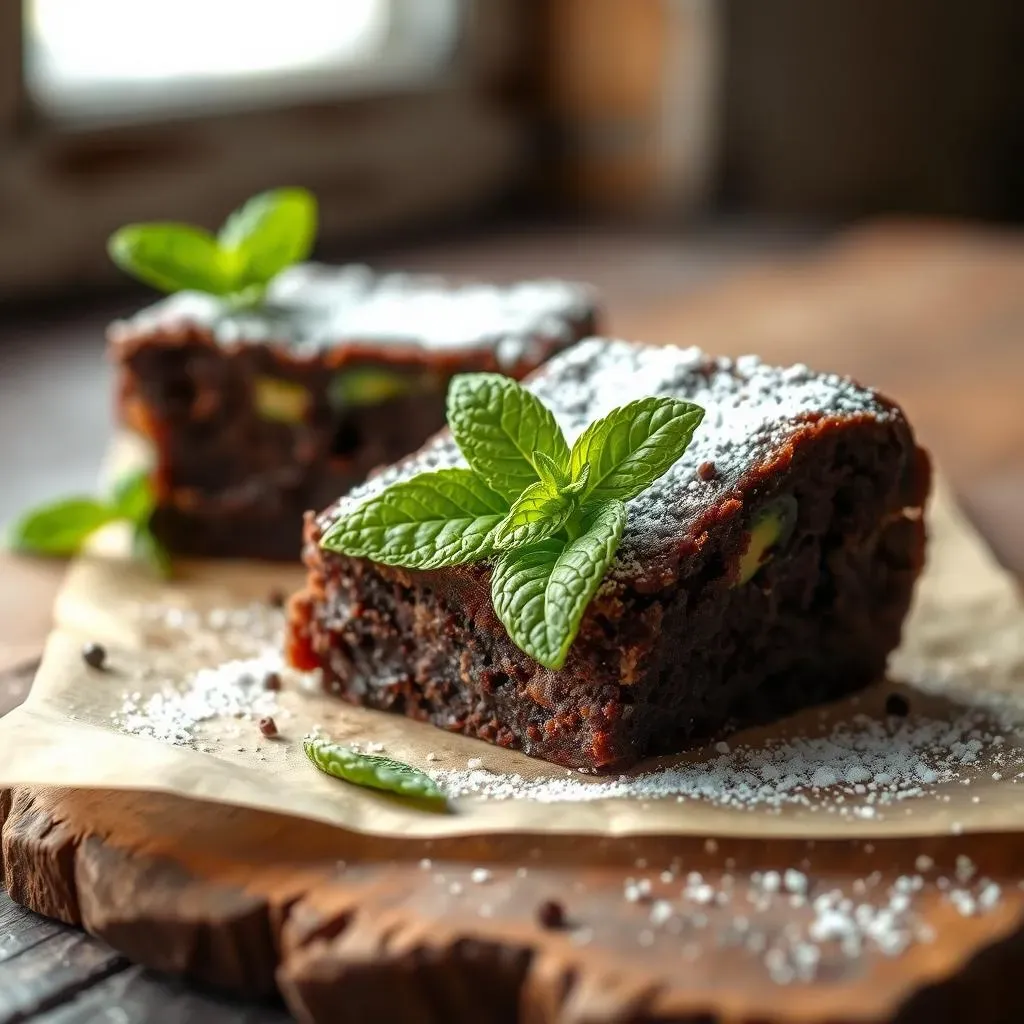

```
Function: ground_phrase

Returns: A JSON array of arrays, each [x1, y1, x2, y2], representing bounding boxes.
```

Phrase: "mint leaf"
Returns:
[[7, 498, 121, 557], [569, 397, 704, 502], [447, 374, 570, 501], [562, 463, 590, 498], [132, 522, 172, 579], [320, 468, 508, 569], [108, 224, 231, 296], [491, 500, 626, 670], [111, 470, 155, 524], [533, 451, 568, 492], [493, 481, 574, 551], [218, 187, 317, 291], [304, 737, 447, 807]]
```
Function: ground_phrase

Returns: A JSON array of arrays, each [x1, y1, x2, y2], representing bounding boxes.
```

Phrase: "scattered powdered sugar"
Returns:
[[115, 263, 595, 367], [114, 652, 284, 746], [112, 600, 312, 748], [624, 858, 1008, 985], [431, 705, 1024, 819], [423, 851, 1013, 987]]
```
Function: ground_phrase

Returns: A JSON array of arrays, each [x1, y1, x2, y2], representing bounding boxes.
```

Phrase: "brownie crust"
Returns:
[[287, 340, 931, 771]]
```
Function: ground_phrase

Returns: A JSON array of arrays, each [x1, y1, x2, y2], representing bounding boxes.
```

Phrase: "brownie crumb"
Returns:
[[82, 642, 107, 670], [537, 899, 566, 929], [268, 588, 287, 609], [258, 716, 279, 738], [697, 460, 718, 481], [263, 671, 282, 692], [886, 693, 911, 717]]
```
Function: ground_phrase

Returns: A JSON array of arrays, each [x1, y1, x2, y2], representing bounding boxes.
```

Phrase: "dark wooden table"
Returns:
[[2, 220, 1022, 1023]]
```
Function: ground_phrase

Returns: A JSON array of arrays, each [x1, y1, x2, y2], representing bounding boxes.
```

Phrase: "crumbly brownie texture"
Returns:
[[288, 340, 932, 772], [109, 264, 598, 560]]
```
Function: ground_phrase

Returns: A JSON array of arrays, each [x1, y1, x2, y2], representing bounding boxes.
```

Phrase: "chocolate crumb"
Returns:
[[259, 716, 279, 738], [263, 671, 282, 692], [885, 693, 910, 717], [537, 899, 566, 929], [82, 642, 107, 670], [697, 460, 718, 481], [268, 588, 287, 609]]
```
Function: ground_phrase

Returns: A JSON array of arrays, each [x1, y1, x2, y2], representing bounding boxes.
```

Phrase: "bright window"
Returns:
[[25, 0, 460, 121]]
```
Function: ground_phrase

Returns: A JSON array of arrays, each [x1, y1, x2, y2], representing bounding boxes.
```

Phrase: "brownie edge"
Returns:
[[287, 340, 931, 771]]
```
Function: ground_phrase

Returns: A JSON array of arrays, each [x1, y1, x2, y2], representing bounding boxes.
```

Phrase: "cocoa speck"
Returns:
[[537, 899, 566, 929], [82, 642, 107, 670], [886, 693, 911, 717], [259, 716, 279, 738]]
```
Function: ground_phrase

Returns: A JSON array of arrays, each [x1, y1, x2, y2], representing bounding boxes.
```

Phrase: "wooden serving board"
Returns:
[[3, 221, 1024, 1023], [5, 787, 1024, 1024]]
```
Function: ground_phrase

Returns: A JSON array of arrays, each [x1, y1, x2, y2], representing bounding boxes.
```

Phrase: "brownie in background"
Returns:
[[109, 264, 599, 560]]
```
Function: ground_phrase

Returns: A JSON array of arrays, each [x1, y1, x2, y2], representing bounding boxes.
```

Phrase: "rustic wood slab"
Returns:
[[4, 789, 1024, 1023], [3, 221, 1024, 1023]]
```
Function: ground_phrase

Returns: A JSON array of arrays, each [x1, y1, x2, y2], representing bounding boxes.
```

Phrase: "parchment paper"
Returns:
[[1, 463, 1022, 840]]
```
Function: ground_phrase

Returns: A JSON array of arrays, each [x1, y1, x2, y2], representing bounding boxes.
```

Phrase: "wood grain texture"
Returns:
[[2, 222, 1024, 1022], [30, 962, 290, 1024]]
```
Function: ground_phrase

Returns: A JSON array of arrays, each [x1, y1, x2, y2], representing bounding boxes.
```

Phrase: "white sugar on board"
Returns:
[[114, 652, 284, 747], [618, 861, 1008, 985]]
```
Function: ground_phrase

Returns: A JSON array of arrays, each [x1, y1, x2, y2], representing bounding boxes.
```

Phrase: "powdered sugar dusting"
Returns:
[[114, 653, 283, 746], [430, 703, 1024, 821], [113, 263, 596, 368], [113, 600, 315, 748], [426, 849, 1013, 985]]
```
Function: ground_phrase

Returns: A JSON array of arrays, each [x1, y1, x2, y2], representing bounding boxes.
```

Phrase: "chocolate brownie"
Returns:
[[287, 339, 931, 771], [108, 264, 599, 560]]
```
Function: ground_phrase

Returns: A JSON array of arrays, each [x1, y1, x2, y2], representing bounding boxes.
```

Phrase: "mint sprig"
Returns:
[[321, 373, 704, 670], [7, 470, 171, 577], [108, 187, 317, 305]]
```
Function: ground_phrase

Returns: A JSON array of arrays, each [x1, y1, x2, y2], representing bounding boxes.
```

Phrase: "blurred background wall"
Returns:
[[0, 0, 1022, 301]]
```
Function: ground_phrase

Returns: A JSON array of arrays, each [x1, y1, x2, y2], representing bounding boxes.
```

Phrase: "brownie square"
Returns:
[[108, 264, 598, 560], [288, 339, 931, 772]]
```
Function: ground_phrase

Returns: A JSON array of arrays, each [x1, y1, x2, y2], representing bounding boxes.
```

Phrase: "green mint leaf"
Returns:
[[108, 224, 231, 296], [447, 374, 570, 501], [132, 522, 172, 579], [319, 468, 508, 569], [111, 470, 155, 524], [562, 463, 591, 498], [533, 450, 569, 492], [491, 499, 626, 670], [218, 187, 317, 291], [493, 481, 574, 551], [7, 498, 121, 557], [304, 737, 447, 807], [569, 397, 704, 502]]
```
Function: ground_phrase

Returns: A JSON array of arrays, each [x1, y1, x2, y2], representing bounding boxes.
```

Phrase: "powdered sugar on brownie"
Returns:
[[323, 338, 897, 582], [112, 263, 595, 369]]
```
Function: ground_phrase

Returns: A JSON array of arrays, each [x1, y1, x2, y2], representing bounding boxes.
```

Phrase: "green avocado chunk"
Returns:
[[329, 367, 434, 409], [736, 496, 798, 585]]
